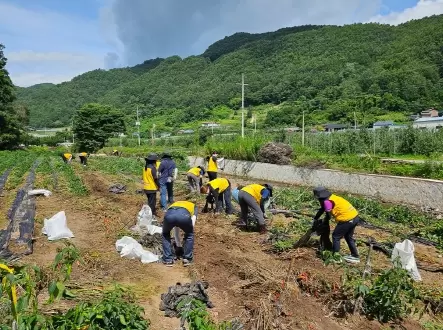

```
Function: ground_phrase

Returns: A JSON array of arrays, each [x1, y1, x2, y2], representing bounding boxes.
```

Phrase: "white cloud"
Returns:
[[8, 51, 102, 65], [370, 0, 443, 25], [0, 1, 112, 86], [11, 73, 83, 87]]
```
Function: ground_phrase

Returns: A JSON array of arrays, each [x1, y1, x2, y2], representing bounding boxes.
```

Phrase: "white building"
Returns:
[[201, 122, 220, 128], [413, 117, 443, 130]]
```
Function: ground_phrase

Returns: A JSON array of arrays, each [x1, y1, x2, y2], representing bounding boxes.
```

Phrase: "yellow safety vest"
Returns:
[[188, 167, 201, 176], [143, 167, 158, 190], [63, 153, 72, 159], [169, 201, 195, 216], [329, 194, 358, 222], [241, 184, 265, 204], [208, 178, 229, 193], [80, 152, 87, 157], [156, 160, 161, 170], [208, 157, 217, 172]]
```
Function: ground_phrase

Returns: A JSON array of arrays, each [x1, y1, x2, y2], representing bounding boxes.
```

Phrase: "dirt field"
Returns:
[[16, 164, 443, 330]]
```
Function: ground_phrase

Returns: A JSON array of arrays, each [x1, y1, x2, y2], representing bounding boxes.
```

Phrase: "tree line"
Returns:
[[12, 15, 443, 130]]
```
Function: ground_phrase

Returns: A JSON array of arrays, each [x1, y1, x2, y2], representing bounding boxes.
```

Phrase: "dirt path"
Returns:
[[26, 171, 190, 330]]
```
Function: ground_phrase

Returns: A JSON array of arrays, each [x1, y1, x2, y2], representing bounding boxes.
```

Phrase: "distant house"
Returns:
[[177, 129, 195, 134], [201, 122, 220, 128], [324, 124, 347, 132], [413, 117, 443, 130], [373, 121, 394, 129], [420, 108, 439, 118], [284, 127, 301, 132]]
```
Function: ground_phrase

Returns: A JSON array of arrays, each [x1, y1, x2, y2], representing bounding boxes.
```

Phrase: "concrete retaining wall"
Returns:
[[188, 157, 443, 209]]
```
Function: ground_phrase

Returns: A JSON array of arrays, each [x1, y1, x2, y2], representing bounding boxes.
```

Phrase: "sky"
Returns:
[[1, 0, 442, 87]]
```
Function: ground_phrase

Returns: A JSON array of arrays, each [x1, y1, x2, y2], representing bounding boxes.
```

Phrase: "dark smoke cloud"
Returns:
[[106, 0, 381, 65]]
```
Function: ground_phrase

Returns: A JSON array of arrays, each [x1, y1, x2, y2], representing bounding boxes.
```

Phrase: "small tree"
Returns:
[[0, 44, 23, 150], [73, 103, 125, 153]]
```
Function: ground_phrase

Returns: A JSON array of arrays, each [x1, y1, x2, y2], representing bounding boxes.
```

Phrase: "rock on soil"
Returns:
[[160, 281, 213, 317], [258, 142, 293, 165]]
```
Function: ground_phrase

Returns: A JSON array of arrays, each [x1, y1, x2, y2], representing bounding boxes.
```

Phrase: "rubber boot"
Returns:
[[259, 224, 268, 234]]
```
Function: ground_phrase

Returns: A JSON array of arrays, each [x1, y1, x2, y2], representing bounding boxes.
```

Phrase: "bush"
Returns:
[[363, 264, 419, 322]]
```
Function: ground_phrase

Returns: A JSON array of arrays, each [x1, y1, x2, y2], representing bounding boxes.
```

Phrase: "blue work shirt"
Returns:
[[158, 158, 177, 185]]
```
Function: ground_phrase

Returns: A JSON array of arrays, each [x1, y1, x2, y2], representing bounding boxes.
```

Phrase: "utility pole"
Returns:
[[151, 124, 155, 145], [136, 105, 141, 146], [71, 120, 75, 144], [237, 74, 248, 138], [302, 111, 305, 147], [354, 111, 357, 130]]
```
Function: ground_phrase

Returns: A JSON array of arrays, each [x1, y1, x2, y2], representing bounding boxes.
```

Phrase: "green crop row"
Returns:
[[53, 158, 88, 196]]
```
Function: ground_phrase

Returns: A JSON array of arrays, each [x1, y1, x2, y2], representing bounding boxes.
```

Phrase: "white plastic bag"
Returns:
[[42, 211, 74, 241], [28, 189, 52, 197], [217, 158, 225, 170], [116, 236, 159, 264], [391, 239, 421, 281], [146, 224, 162, 235], [131, 205, 153, 232]]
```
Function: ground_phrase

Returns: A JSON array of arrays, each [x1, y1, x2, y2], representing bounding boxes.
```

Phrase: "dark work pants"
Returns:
[[332, 216, 360, 257], [144, 190, 157, 215], [211, 182, 233, 214], [162, 208, 194, 262], [207, 171, 217, 181], [79, 156, 87, 165], [238, 190, 265, 226], [187, 173, 200, 192]]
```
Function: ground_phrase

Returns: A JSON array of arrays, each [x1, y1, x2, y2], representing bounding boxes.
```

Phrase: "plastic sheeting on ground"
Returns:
[[115, 236, 159, 264], [131, 204, 162, 235], [28, 189, 52, 197], [391, 239, 422, 281], [42, 211, 74, 241]]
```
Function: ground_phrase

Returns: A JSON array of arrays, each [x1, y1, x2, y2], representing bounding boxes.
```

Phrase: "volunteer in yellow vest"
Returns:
[[187, 166, 205, 192], [112, 149, 120, 156], [313, 187, 360, 264], [143, 153, 160, 215], [162, 201, 197, 267], [79, 152, 88, 166], [204, 178, 234, 214], [238, 183, 273, 234], [61, 152, 73, 164], [205, 151, 219, 181]]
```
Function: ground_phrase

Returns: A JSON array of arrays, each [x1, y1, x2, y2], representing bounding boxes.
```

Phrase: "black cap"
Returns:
[[162, 151, 172, 158], [264, 184, 273, 197], [313, 186, 331, 199], [145, 153, 158, 161]]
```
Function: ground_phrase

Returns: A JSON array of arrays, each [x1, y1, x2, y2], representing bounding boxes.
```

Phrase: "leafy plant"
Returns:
[[363, 264, 419, 322], [178, 298, 243, 330]]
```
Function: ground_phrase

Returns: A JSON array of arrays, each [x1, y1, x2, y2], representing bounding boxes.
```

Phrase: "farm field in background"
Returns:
[[0, 150, 442, 329]]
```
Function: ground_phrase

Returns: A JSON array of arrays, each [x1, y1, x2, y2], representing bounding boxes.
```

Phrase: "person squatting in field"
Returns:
[[162, 201, 197, 267], [61, 152, 73, 164], [79, 152, 88, 166], [158, 151, 177, 211], [237, 183, 273, 234], [143, 153, 159, 216], [312, 186, 361, 264], [202, 178, 234, 214], [187, 166, 205, 192]]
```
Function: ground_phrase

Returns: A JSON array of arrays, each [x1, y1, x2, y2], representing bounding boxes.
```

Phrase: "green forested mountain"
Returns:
[[15, 15, 443, 128]]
